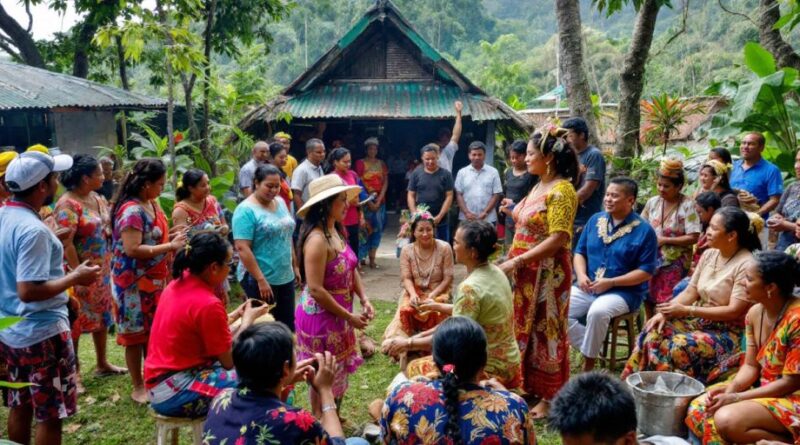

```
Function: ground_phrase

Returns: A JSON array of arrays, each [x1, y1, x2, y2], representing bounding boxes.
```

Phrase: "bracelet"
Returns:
[[732, 392, 742, 402], [407, 337, 413, 349], [321, 403, 337, 413]]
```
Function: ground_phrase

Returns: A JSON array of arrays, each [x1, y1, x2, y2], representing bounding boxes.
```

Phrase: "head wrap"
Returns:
[[25, 144, 49, 154], [745, 211, 764, 235], [0, 151, 18, 177], [702, 159, 730, 177], [274, 131, 291, 141], [538, 124, 569, 153], [659, 158, 684, 179]]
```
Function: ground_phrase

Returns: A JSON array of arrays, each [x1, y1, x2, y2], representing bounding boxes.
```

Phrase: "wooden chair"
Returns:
[[152, 412, 205, 445], [598, 310, 641, 371]]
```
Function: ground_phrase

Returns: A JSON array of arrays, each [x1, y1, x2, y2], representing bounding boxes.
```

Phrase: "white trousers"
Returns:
[[567, 287, 630, 359]]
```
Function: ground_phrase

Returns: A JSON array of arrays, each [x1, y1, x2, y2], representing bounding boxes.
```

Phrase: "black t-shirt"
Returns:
[[504, 169, 538, 204], [407, 166, 454, 215]]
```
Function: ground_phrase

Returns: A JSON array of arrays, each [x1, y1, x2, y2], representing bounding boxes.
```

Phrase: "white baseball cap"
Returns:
[[5, 151, 73, 192]]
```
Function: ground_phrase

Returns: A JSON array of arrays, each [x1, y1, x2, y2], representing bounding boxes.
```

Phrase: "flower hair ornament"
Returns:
[[538, 124, 570, 153], [745, 211, 764, 235], [703, 159, 730, 177], [397, 205, 435, 240], [442, 364, 455, 374], [659, 158, 684, 179]]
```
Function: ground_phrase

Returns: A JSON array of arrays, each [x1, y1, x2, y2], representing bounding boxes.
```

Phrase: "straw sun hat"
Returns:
[[296, 174, 361, 218]]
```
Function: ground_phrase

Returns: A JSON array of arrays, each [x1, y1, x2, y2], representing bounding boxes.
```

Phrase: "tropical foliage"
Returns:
[[641, 93, 705, 154]]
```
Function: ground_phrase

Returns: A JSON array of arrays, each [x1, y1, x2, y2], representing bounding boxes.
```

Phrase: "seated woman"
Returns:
[[384, 220, 522, 390], [382, 208, 453, 363], [673, 192, 723, 297], [203, 322, 367, 445], [145, 232, 268, 417], [622, 206, 761, 384], [686, 251, 800, 445], [381, 316, 535, 445]]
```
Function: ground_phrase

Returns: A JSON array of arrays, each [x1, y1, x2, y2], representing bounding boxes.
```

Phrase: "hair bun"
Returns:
[[745, 211, 764, 234], [659, 158, 684, 178]]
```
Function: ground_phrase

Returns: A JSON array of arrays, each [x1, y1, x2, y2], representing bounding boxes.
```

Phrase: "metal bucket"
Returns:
[[626, 371, 705, 437]]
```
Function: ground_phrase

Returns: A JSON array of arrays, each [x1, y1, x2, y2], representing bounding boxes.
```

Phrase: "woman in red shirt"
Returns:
[[325, 148, 364, 258], [145, 232, 269, 418]]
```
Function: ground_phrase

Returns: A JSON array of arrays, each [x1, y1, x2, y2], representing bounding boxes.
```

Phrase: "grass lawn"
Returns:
[[0, 299, 565, 444]]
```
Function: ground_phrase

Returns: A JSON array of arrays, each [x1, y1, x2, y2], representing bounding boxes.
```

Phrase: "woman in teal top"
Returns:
[[233, 165, 299, 329]]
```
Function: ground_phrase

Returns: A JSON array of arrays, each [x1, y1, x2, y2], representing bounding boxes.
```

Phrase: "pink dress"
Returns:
[[294, 244, 363, 397]]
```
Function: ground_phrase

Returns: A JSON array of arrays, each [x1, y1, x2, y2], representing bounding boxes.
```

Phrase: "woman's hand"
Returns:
[[240, 300, 271, 327], [292, 358, 316, 384], [227, 300, 248, 323], [705, 388, 740, 415], [645, 312, 667, 333], [409, 292, 421, 307], [256, 277, 274, 302], [309, 351, 336, 392], [498, 259, 516, 276], [417, 301, 448, 313], [347, 312, 369, 329], [499, 198, 514, 216], [384, 337, 409, 356], [170, 231, 188, 251], [656, 300, 687, 319], [361, 299, 375, 321]]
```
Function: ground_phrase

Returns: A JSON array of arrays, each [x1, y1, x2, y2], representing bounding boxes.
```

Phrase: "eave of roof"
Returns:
[[0, 60, 167, 111]]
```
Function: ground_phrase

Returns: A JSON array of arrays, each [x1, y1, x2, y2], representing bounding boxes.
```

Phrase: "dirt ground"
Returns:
[[359, 212, 466, 302]]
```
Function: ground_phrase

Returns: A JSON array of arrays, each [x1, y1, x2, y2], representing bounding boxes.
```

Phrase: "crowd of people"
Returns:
[[1, 105, 799, 445]]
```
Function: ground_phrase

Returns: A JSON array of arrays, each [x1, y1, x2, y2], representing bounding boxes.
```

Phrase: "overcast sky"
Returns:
[[4, 1, 81, 39]]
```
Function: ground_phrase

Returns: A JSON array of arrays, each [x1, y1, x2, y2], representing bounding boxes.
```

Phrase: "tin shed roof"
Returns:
[[0, 61, 167, 111]]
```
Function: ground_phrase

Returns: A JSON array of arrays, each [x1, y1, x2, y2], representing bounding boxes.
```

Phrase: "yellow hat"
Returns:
[[25, 144, 49, 154], [0, 151, 18, 177], [274, 131, 292, 140]]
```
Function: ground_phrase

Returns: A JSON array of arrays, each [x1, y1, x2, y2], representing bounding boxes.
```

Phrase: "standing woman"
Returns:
[[325, 148, 363, 258], [233, 165, 298, 329], [111, 158, 187, 403], [295, 175, 375, 407], [641, 159, 702, 319], [498, 127, 578, 418], [55, 154, 127, 391], [268, 141, 294, 212], [355, 137, 388, 269], [173, 168, 230, 302]]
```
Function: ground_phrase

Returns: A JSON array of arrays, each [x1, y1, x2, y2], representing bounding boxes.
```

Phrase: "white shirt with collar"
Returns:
[[454, 163, 503, 223]]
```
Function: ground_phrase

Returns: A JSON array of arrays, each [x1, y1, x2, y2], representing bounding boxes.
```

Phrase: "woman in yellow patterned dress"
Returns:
[[498, 127, 579, 418], [686, 250, 800, 445]]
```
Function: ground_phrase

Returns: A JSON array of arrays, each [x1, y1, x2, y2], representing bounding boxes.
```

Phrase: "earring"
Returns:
[[546, 163, 552, 177], [767, 290, 773, 299]]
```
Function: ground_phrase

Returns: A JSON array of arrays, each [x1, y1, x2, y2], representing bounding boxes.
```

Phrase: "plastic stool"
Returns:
[[152, 412, 204, 445]]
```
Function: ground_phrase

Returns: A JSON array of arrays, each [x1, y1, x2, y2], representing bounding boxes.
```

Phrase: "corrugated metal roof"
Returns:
[[0, 61, 167, 111], [272, 82, 515, 121]]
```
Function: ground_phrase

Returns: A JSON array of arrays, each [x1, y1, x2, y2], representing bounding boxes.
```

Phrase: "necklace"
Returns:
[[413, 243, 438, 289], [711, 249, 741, 278], [658, 196, 682, 232], [757, 299, 791, 350], [597, 215, 641, 244]]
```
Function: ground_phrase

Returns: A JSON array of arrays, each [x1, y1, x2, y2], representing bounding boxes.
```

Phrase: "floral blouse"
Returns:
[[203, 387, 345, 445], [381, 378, 535, 445], [641, 195, 701, 267]]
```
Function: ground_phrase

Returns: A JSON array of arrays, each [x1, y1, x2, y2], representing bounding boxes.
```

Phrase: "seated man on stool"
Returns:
[[568, 177, 658, 372]]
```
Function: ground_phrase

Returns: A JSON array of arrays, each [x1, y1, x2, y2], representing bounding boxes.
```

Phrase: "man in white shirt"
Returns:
[[239, 141, 270, 197], [454, 141, 503, 224], [291, 138, 326, 211], [436, 100, 463, 173]]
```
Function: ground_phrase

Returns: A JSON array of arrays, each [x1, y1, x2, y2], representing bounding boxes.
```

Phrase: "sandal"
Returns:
[[369, 262, 380, 270], [94, 366, 128, 377]]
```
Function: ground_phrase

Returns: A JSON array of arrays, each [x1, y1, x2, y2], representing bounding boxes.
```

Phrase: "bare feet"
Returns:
[[368, 398, 383, 421], [94, 363, 128, 377], [76, 375, 86, 395], [530, 399, 550, 419], [130, 386, 148, 404]]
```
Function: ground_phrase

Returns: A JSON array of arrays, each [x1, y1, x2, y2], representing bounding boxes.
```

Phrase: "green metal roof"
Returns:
[[263, 82, 521, 122], [0, 60, 166, 111]]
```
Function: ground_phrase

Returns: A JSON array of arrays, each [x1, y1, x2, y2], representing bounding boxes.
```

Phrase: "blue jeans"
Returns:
[[435, 223, 450, 242]]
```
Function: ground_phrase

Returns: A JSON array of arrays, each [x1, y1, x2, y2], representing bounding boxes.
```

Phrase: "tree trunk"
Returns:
[[612, 0, 661, 175], [555, 0, 599, 143], [116, 36, 129, 151], [758, 0, 800, 71], [72, 21, 98, 78], [156, 0, 177, 191], [180, 73, 200, 141], [200, 0, 217, 175], [0, 3, 44, 67]]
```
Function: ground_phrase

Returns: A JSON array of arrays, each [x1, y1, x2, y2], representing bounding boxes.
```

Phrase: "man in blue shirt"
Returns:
[[729, 132, 783, 217], [0, 151, 101, 445], [568, 178, 658, 372]]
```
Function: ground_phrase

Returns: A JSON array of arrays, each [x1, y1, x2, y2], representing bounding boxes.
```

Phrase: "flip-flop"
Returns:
[[94, 367, 128, 377], [369, 263, 381, 270]]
